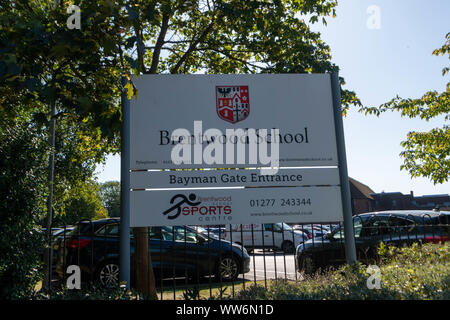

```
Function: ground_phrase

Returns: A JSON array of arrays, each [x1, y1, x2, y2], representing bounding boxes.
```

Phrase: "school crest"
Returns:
[[216, 86, 250, 123]]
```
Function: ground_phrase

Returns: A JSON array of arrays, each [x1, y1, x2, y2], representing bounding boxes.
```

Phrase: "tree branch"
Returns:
[[199, 47, 270, 71], [68, 62, 90, 88], [148, 12, 170, 74], [135, 27, 146, 73], [170, 15, 220, 74]]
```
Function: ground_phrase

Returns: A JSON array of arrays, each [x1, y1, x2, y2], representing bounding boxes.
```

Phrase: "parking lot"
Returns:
[[50, 212, 450, 292], [244, 250, 299, 282]]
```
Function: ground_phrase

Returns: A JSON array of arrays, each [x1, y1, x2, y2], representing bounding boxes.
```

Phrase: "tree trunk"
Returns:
[[133, 227, 158, 300]]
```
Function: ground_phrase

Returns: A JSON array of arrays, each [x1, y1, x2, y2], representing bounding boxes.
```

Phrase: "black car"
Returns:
[[55, 219, 250, 286], [296, 211, 450, 275]]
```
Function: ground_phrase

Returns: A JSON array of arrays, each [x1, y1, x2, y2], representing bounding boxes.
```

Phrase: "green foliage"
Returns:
[[434, 32, 450, 76], [1, 0, 124, 227], [54, 180, 108, 226], [234, 243, 450, 300], [0, 0, 123, 146], [121, 0, 359, 107], [0, 121, 46, 299], [1, 0, 359, 132], [34, 284, 141, 300], [99, 181, 121, 218], [361, 33, 450, 184]]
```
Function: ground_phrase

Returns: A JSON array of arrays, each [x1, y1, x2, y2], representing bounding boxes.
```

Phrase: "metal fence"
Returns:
[[47, 211, 450, 299]]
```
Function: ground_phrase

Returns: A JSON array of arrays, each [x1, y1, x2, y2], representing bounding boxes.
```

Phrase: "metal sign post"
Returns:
[[330, 72, 357, 264], [119, 77, 131, 288]]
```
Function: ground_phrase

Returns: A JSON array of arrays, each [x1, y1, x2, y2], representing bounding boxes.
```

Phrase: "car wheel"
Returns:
[[216, 256, 239, 281], [281, 241, 295, 254], [97, 261, 119, 287]]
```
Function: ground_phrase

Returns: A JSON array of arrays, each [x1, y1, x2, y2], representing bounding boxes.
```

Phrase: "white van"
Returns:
[[223, 223, 308, 253]]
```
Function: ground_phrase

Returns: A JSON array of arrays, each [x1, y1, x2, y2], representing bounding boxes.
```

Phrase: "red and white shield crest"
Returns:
[[216, 86, 250, 123]]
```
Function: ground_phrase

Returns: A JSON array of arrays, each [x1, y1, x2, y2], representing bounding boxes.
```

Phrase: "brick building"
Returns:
[[349, 178, 375, 215], [371, 191, 450, 211], [348, 178, 450, 214]]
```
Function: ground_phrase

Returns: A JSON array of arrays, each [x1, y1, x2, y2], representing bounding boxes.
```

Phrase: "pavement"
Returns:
[[241, 249, 302, 282]]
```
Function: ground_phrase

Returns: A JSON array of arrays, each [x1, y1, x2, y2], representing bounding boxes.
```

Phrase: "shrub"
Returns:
[[0, 122, 47, 299], [235, 243, 450, 300], [33, 284, 141, 300]]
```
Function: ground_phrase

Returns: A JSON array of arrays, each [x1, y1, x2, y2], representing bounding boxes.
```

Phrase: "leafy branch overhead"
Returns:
[[125, 0, 360, 107], [1, 0, 360, 136], [360, 33, 450, 184]]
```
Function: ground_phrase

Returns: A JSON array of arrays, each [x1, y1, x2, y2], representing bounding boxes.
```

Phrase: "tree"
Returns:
[[120, 0, 360, 107], [99, 181, 121, 218], [362, 33, 449, 184], [1, 1, 125, 289], [0, 1, 123, 146], [53, 180, 109, 226], [1, 1, 360, 116]]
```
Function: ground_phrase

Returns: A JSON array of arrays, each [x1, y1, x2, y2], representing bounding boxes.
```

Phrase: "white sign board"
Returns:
[[130, 186, 343, 227], [130, 168, 340, 189], [128, 74, 345, 227], [130, 74, 338, 170]]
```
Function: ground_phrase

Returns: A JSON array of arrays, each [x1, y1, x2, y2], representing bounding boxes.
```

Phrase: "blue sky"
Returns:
[[95, 0, 449, 196]]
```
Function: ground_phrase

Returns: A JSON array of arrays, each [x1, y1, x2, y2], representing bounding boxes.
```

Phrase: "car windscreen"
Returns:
[[279, 223, 292, 231]]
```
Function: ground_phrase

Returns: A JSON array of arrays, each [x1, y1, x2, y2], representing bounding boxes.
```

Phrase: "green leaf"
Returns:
[[125, 82, 133, 100]]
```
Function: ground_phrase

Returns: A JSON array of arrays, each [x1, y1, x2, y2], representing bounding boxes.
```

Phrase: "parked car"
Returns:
[[188, 226, 227, 240], [223, 223, 308, 253], [52, 227, 74, 241], [41, 227, 64, 237], [208, 227, 227, 239], [188, 226, 220, 239], [55, 219, 250, 287], [296, 211, 450, 275], [52, 226, 75, 266], [293, 225, 328, 239], [41, 227, 74, 265], [52, 229, 65, 238]]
